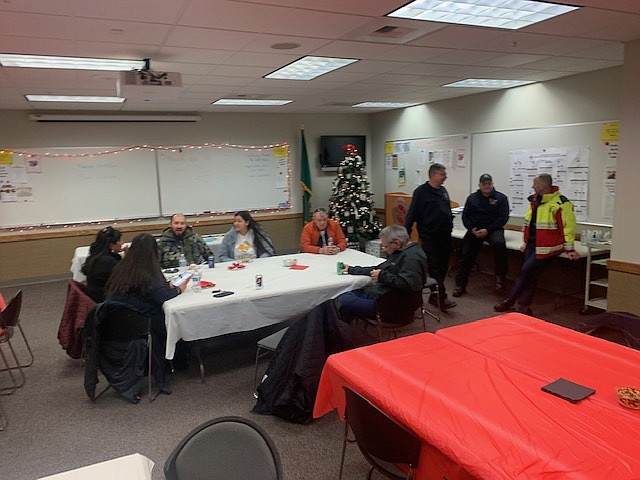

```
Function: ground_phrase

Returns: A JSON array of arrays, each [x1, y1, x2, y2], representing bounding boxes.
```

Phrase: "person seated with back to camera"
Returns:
[[337, 224, 428, 324], [105, 233, 189, 402], [300, 208, 347, 254], [219, 211, 275, 262], [157, 213, 212, 268], [82, 226, 128, 303]]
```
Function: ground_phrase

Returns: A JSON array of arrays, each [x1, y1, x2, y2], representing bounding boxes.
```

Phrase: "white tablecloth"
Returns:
[[163, 249, 383, 359], [38, 453, 154, 480], [70, 234, 225, 282]]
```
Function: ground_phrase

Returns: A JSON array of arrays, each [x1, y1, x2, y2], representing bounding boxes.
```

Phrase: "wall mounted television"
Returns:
[[319, 135, 366, 172]]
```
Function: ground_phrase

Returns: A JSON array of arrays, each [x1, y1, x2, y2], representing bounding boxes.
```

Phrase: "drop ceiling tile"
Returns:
[[242, 35, 331, 54], [165, 26, 258, 51], [223, 51, 300, 68], [156, 46, 236, 65], [266, 10, 372, 39], [310, 40, 396, 60], [67, 0, 188, 23], [178, 0, 288, 31]]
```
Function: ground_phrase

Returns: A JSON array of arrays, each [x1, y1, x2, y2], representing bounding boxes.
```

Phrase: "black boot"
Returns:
[[494, 298, 515, 312]]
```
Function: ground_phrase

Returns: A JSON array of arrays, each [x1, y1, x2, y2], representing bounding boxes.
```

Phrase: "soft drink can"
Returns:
[[208, 256, 215, 268], [337, 261, 344, 275], [255, 274, 263, 289]]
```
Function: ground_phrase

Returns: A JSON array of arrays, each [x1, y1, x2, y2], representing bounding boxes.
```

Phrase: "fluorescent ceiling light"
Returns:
[[352, 102, 419, 108], [265, 56, 358, 80], [443, 78, 535, 88], [25, 95, 126, 103], [0, 54, 145, 71], [212, 99, 293, 106], [387, 0, 580, 30]]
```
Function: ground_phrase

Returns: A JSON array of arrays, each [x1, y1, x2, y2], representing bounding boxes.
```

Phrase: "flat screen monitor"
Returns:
[[319, 135, 366, 171]]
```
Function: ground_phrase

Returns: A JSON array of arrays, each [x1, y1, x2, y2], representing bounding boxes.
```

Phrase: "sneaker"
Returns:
[[494, 298, 515, 312], [452, 286, 466, 297], [157, 384, 172, 395], [439, 298, 457, 311]]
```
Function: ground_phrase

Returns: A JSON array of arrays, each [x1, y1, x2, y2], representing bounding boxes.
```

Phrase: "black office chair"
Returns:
[[358, 290, 425, 342], [339, 387, 422, 480], [83, 302, 154, 404], [164, 416, 283, 480]]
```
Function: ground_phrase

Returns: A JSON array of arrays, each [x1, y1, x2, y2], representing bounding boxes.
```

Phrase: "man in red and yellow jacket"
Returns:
[[495, 173, 579, 315]]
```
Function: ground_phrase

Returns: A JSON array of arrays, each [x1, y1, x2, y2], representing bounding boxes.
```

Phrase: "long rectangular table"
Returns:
[[314, 314, 640, 480], [69, 234, 225, 282], [163, 249, 382, 359]]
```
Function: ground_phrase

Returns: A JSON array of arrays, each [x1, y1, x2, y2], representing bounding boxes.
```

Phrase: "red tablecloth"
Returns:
[[313, 315, 640, 480]]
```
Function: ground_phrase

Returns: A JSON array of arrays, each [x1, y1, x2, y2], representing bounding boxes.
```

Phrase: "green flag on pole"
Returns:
[[300, 128, 313, 223]]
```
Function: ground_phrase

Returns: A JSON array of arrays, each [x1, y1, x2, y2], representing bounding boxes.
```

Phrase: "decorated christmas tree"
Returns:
[[328, 144, 381, 247]]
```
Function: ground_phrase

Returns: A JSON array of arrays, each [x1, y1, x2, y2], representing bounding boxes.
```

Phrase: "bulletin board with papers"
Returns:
[[471, 122, 617, 225], [383, 134, 472, 206]]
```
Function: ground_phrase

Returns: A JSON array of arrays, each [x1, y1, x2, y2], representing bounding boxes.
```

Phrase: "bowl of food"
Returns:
[[282, 258, 298, 267], [616, 386, 640, 409]]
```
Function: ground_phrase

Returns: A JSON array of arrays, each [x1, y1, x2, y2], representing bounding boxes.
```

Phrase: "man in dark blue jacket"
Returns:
[[453, 173, 509, 296], [404, 163, 456, 310]]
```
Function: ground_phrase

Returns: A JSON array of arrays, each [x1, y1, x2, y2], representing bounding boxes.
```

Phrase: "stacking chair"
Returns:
[[164, 416, 283, 480], [84, 302, 154, 403], [0, 290, 34, 368], [339, 387, 422, 480], [0, 290, 29, 393], [358, 290, 425, 342], [253, 326, 288, 395], [420, 277, 441, 323]]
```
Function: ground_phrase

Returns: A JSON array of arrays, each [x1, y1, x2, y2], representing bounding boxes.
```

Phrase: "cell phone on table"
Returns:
[[213, 290, 234, 298], [171, 271, 193, 287]]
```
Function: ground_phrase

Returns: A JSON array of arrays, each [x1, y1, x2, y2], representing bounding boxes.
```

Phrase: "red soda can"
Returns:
[[255, 274, 263, 289]]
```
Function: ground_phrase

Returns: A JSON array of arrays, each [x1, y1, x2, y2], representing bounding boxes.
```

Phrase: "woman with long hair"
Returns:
[[82, 226, 126, 302], [219, 211, 275, 262], [106, 233, 188, 401]]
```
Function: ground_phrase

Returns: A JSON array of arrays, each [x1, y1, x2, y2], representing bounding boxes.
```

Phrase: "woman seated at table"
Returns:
[[82, 226, 127, 303], [219, 211, 275, 262], [105, 233, 188, 401]]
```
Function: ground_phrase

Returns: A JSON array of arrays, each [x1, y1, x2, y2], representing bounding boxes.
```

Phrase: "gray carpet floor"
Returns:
[[0, 271, 599, 480]]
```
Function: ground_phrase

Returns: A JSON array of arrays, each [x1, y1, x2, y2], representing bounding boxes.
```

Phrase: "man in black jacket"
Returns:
[[337, 224, 428, 323], [404, 163, 456, 310], [454, 173, 510, 296]]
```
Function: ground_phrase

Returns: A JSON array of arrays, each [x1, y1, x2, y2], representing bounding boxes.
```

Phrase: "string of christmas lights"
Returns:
[[0, 142, 292, 234], [2, 142, 289, 159]]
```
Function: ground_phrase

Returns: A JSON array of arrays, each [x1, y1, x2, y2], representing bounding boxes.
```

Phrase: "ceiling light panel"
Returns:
[[387, 1, 580, 30], [442, 78, 535, 88], [265, 56, 358, 80], [352, 102, 420, 108], [25, 95, 126, 103], [212, 99, 292, 105], [0, 54, 145, 71]]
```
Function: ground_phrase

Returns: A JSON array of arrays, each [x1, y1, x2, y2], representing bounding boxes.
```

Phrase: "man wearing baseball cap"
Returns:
[[453, 173, 509, 297]]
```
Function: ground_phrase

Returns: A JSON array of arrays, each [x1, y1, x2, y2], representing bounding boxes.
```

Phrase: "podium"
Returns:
[[384, 192, 418, 241]]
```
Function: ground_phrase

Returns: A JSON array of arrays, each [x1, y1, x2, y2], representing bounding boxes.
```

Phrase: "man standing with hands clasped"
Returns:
[[495, 173, 579, 315], [453, 173, 509, 297]]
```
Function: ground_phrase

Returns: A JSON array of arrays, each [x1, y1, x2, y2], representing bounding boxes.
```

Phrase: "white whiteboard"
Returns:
[[384, 134, 472, 205], [157, 147, 290, 216], [0, 147, 159, 227], [472, 122, 615, 225]]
